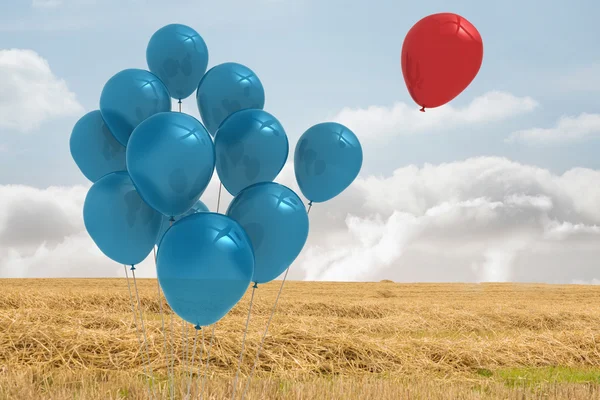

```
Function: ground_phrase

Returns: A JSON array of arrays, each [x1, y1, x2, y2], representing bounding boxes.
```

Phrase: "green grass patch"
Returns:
[[497, 366, 600, 387], [278, 379, 295, 394]]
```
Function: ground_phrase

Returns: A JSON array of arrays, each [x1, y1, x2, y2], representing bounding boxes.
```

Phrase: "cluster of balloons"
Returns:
[[70, 24, 363, 328], [401, 12, 484, 111]]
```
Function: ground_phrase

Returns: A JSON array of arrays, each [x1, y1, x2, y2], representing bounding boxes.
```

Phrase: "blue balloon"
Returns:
[[215, 109, 288, 196], [147, 24, 209, 101], [226, 182, 308, 284], [157, 212, 254, 326], [126, 112, 215, 217], [100, 69, 171, 146], [69, 110, 126, 182], [294, 122, 363, 203], [157, 199, 209, 245], [83, 171, 162, 265], [196, 62, 265, 136]]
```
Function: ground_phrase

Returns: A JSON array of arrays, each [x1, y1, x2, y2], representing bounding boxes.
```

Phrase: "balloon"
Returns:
[[83, 171, 162, 265], [156, 199, 209, 245], [215, 109, 288, 196], [69, 110, 126, 182], [99, 69, 171, 146], [226, 182, 308, 284], [126, 112, 215, 217], [146, 24, 209, 101], [294, 122, 362, 203], [157, 212, 254, 326], [401, 13, 483, 111], [196, 62, 265, 136]]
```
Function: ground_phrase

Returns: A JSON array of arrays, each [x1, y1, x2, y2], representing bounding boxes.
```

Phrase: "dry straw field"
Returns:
[[2, 279, 600, 399]]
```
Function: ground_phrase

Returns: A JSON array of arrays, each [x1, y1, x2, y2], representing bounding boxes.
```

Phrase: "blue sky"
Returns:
[[0, 0, 599, 282], [1, 0, 599, 186]]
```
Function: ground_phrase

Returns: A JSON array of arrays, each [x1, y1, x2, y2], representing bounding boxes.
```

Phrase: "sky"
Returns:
[[0, 0, 599, 283]]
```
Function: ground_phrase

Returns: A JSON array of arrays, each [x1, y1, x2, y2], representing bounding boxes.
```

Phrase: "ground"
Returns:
[[1, 279, 600, 399]]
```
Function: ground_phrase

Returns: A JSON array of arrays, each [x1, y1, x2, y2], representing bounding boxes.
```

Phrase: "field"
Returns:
[[2, 279, 600, 399]]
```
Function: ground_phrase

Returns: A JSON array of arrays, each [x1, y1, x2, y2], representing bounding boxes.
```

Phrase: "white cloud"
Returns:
[[291, 157, 600, 283], [332, 91, 539, 141], [572, 279, 600, 285], [2, 157, 600, 283], [544, 220, 600, 240], [507, 113, 600, 144], [0, 171, 229, 278], [0, 49, 84, 133]]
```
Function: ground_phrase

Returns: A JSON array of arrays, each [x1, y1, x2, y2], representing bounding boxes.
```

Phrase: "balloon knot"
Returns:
[[194, 324, 201, 330], [169, 216, 175, 222], [178, 99, 182, 104], [419, 106, 425, 112], [308, 201, 313, 206], [253, 282, 258, 289], [130, 265, 136, 271]]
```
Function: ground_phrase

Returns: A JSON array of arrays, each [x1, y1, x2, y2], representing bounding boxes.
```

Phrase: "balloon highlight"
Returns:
[[227, 182, 309, 284], [100, 69, 172, 146], [126, 112, 215, 218], [215, 109, 288, 196], [196, 62, 265, 136], [69, 110, 126, 182], [157, 212, 255, 326], [294, 122, 362, 203], [401, 13, 483, 111], [83, 172, 162, 265], [147, 24, 209, 101]]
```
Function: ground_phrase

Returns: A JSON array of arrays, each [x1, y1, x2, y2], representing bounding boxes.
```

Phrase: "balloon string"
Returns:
[[183, 324, 191, 393], [231, 283, 257, 400], [242, 201, 312, 399], [178, 99, 182, 113], [166, 214, 176, 399], [199, 324, 216, 400], [186, 314, 198, 386], [124, 265, 154, 400], [169, 311, 175, 400], [200, 327, 206, 393], [200, 181, 224, 398], [186, 326, 202, 399], [181, 321, 189, 392], [241, 271, 288, 400], [216, 182, 223, 213], [154, 247, 171, 398], [131, 265, 158, 399]]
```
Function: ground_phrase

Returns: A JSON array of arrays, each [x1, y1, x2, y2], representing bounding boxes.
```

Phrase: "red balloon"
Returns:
[[401, 13, 483, 111]]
